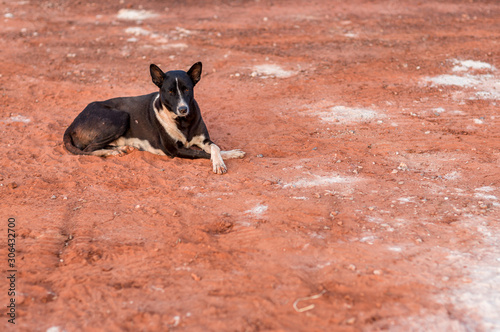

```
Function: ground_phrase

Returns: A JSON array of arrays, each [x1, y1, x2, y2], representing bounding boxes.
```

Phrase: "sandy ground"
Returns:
[[1, 0, 499, 331]]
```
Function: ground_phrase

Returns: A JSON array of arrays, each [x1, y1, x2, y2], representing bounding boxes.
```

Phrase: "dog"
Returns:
[[63, 62, 245, 174]]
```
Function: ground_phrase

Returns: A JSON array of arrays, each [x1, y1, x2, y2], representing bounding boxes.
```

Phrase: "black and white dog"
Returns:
[[63, 62, 245, 174]]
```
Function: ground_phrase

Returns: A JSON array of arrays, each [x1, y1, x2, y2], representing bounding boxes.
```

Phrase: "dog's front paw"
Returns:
[[212, 160, 227, 174], [221, 149, 246, 159]]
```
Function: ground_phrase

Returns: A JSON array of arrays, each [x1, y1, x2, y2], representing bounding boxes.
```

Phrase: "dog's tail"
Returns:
[[63, 129, 93, 155]]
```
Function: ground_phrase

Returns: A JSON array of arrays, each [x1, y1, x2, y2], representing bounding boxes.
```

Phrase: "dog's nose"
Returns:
[[178, 106, 188, 115]]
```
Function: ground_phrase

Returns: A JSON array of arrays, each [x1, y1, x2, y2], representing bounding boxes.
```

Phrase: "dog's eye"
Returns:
[[184, 88, 189, 93], [168, 90, 175, 95]]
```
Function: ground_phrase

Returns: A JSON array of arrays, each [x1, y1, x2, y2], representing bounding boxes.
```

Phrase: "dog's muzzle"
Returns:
[[177, 106, 189, 116]]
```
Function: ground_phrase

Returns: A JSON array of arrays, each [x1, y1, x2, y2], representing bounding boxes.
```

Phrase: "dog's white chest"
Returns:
[[153, 95, 188, 145]]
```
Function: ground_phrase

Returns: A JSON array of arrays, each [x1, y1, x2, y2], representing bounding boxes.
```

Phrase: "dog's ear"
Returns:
[[187, 62, 202, 86], [150, 64, 165, 88]]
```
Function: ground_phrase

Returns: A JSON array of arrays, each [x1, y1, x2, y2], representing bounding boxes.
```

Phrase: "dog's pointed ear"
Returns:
[[150, 64, 165, 88], [187, 62, 202, 86]]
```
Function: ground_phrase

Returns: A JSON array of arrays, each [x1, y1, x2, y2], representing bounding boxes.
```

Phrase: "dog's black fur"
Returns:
[[63, 62, 244, 174]]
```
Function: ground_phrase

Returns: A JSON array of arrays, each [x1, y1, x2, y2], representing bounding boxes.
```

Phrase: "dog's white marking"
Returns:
[[175, 78, 188, 113], [153, 95, 188, 145], [111, 137, 165, 155]]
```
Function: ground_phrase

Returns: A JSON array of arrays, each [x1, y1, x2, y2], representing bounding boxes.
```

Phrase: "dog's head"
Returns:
[[150, 62, 202, 118]]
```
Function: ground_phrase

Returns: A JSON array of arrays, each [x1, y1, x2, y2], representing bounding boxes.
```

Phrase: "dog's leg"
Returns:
[[191, 136, 245, 174], [220, 149, 246, 160], [209, 144, 227, 174], [175, 148, 211, 160], [65, 104, 130, 156]]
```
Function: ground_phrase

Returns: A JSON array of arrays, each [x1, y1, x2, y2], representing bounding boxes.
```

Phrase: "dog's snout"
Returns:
[[178, 106, 188, 115]]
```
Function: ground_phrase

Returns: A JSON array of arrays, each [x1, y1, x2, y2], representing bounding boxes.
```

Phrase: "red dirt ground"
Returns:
[[1, 0, 499, 331]]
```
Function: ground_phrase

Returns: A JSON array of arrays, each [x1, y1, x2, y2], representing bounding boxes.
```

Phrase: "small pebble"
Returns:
[[256, 154, 263, 158]]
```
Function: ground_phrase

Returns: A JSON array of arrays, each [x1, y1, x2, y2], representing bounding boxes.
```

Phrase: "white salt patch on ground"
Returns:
[[245, 204, 268, 216], [283, 174, 356, 188], [440, 217, 500, 331], [125, 27, 152, 36], [252, 64, 296, 78], [2, 115, 31, 123], [161, 43, 188, 49], [343, 33, 358, 38], [397, 197, 415, 203], [125, 28, 189, 48], [174, 27, 194, 36], [314, 105, 383, 124], [444, 171, 460, 180], [392, 312, 468, 332], [474, 186, 498, 201], [117, 9, 158, 20], [424, 59, 500, 100], [46, 327, 61, 332], [426, 74, 481, 87], [475, 186, 495, 193], [359, 235, 376, 243], [474, 193, 497, 201], [452, 59, 496, 72]]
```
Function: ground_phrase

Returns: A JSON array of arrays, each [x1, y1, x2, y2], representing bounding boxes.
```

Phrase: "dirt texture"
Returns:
[[1, 0, 499, 331]]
